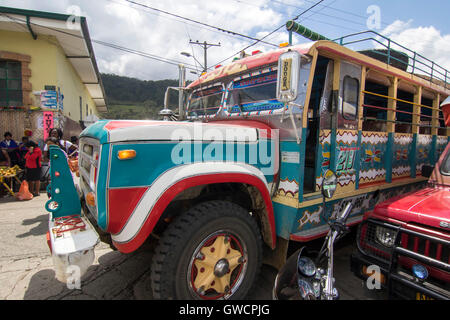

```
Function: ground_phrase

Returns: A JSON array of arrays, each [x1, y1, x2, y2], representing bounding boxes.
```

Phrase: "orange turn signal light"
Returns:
[[279, 42, 290, 48], [118, 149, 136, 160], [86, 192, 96, 206]]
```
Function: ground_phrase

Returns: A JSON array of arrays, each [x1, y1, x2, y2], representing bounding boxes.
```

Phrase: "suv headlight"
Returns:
[[375, 226, 397, 248]]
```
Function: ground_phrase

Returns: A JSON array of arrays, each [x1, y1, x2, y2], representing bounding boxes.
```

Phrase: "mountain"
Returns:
[[99, 73, 180, 120]]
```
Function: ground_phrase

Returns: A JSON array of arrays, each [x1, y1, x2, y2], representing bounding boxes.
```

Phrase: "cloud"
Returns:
[[0, 0, 305, 80], [85, 0, 287, 80], [380, 20, 450, 78]]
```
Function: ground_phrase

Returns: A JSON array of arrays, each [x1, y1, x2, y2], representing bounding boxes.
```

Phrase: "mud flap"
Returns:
[[48, 214, 99, 282], [45, 146, 99, 283]]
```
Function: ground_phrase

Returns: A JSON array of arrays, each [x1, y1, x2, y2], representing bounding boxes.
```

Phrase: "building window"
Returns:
[[0, 60, 22, 107]]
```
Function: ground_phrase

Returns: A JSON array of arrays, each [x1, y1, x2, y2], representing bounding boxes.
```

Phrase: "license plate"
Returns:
[[416, 293, 433, 300]]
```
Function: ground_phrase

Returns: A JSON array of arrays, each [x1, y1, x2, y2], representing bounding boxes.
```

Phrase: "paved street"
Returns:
[[0, 192, 384, 300]]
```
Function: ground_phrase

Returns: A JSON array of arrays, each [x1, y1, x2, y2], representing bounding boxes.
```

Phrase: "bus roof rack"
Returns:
[[333, 30, 450, 90]]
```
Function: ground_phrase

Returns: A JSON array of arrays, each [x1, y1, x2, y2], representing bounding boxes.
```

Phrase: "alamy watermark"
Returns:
[[66, 265, 81, 290], [365, 265, 382, 290], [169, 123, 278, 175], [366, 5, 381, 30], [65, 5, 90, 30]]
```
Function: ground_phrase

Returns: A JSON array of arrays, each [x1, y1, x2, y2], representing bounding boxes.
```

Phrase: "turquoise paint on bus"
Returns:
[[80, 120, 109, 144], [385, 133, 393, 183], [96, 143, 111, 231], [108, 141, 276, 189], [273, 201, 298, 240]]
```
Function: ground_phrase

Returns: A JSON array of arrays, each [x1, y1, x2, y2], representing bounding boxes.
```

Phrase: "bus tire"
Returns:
[[151, 200, 263, 300]]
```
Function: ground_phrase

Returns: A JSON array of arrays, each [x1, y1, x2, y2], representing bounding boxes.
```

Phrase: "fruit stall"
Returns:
[[0, 165, 22, 196]]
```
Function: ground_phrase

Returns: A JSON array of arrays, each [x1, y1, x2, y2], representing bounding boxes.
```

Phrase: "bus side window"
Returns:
[[395, 89, 413, 133], [342, 76, 359, 120], [362, 81, 388, 132], [420, 97, 432, 135]]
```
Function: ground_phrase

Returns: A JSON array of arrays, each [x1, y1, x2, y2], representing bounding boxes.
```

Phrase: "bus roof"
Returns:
[[188, 40, 450, 98], [187, 42, 314, 89]]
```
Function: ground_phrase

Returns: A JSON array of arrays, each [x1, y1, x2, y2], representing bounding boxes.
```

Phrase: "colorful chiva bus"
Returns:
[[54, 35, 450, 300], [184, 39, 450, 244]]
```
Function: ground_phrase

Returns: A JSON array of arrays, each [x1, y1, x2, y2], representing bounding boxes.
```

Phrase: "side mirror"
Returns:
[[322, 170, 337, 199], [421, 165, 434, 178], [276, 50, 301, 103], [160, 86, 185, 121], [159, 108, 174, 121]]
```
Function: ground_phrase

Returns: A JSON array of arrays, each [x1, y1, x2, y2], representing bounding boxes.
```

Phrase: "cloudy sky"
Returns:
[[1, 0, 449, 81]]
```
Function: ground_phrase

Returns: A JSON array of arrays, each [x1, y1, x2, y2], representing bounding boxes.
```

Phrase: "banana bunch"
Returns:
[[0, 165, 20, 177]]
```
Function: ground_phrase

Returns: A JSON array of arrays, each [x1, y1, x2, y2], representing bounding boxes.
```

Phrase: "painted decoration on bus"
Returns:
[[416, 135, 433, 175], [297, 206, 322, 230], [392, 133, 413, 180], [359, 132, 388, 187], [336, 130, 358, 188], [293, 180, 427, 236], [278, 178, 299, 198], [227, 71, 284, 113], [316, 130, 331, 190], [436, 136, 449, 160]]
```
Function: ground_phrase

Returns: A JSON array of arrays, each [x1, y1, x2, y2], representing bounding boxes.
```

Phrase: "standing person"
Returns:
[[18, 136, 29, 168], [43, 128, 73, 162], [0, 132, 20, 166], [24, 141, 42, 197], [0, 149, 10, 167]]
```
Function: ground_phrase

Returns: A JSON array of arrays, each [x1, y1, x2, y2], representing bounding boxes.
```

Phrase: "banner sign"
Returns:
[[40, 90, 58, 109], [43, 112, 54, 141]]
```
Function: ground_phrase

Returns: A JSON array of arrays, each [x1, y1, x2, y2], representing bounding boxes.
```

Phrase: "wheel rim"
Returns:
[[188, 230, 248, 300]]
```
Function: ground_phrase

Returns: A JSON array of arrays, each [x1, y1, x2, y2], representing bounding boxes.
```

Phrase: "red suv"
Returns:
[[351, 141, 450, 300]]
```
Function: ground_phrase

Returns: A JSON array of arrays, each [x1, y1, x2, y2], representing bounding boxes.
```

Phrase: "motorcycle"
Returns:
[[273, 170, 353, 300]]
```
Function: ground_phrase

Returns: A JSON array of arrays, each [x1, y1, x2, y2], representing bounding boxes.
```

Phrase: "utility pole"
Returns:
[[189, 40, 221, 73]]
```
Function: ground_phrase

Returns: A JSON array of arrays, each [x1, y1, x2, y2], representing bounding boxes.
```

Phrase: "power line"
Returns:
[[0, 13, 199, 71], [232, 0, 362, 31], [262, 0, 340, 43], [120, 0, 279, 47], [105, 0, 276, 48], [272, 0, 390, 28], [188, 40, 221, 73], [211, 0, 327, 68]]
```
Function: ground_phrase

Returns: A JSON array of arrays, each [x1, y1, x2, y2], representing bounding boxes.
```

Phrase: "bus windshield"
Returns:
[[188, 85, 223, 117], [227, 71, 281, 113]]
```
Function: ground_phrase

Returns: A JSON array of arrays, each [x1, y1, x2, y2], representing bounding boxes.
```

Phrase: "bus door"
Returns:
[[332, 61, 361, 196], [302, 56, 332, 195]]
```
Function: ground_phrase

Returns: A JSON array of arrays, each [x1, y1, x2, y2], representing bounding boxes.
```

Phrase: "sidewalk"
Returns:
[[0, 191, 374, 300], [0, 193, 156, 300]]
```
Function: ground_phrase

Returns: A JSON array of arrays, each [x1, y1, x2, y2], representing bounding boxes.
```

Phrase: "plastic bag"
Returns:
[[15, 180, 33, 201]]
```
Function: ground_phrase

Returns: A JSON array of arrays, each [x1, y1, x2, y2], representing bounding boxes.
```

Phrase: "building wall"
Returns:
[[0, 29, 98, 121], [53, 39, 98, 120]]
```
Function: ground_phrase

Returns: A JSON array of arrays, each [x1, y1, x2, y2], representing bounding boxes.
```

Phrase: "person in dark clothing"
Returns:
[[0, 132, 20, 166], [18, 136, 29, 168], [43, 128, 74, 161]]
